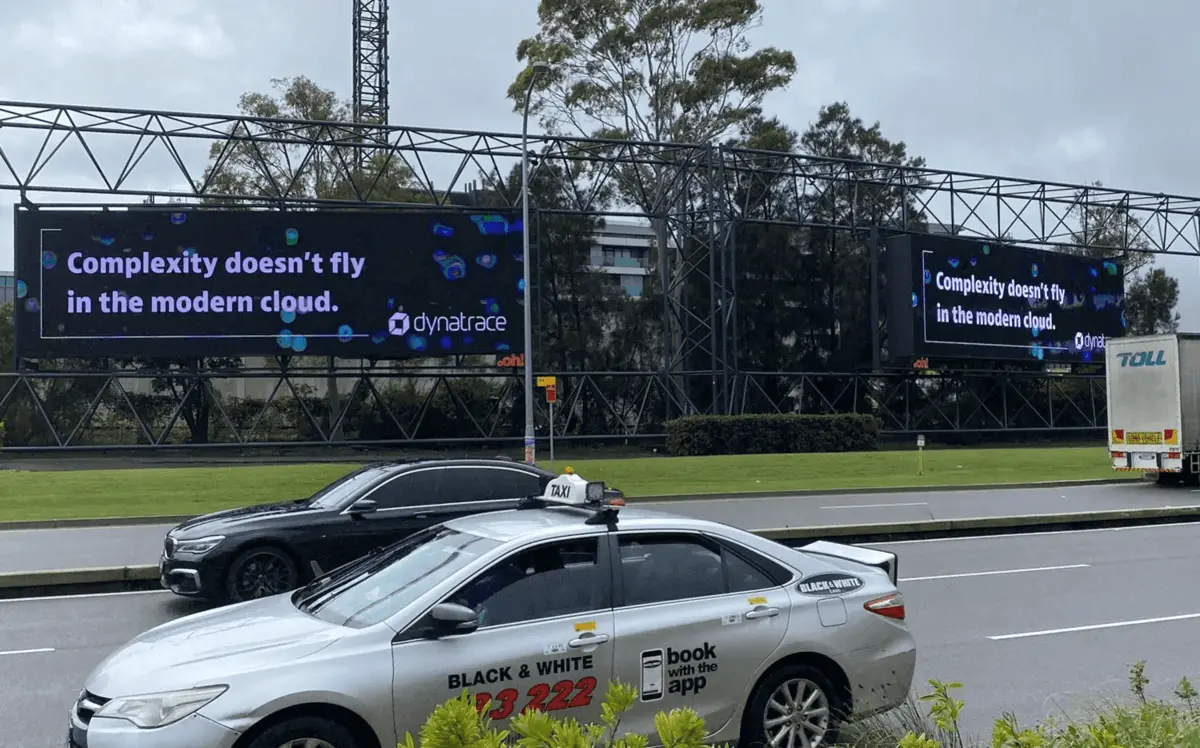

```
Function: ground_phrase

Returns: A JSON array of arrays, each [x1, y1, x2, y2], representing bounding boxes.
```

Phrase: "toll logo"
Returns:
[[1116, 350, 1166, 368], [388, 312, 411, 336]]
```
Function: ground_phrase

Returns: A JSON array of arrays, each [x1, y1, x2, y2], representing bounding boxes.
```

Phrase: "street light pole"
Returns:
[[521, 61, 550, 465]]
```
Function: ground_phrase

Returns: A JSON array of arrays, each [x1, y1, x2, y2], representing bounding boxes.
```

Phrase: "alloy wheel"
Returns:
[[236, 552, 294, 599], [762, 677, 831, 748]]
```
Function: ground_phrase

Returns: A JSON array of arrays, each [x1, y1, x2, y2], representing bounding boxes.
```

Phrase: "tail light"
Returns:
[[864, 593, 905, 620]]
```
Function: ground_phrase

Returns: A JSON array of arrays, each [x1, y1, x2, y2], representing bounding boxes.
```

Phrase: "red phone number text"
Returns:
[[474, 676, 598, 720]]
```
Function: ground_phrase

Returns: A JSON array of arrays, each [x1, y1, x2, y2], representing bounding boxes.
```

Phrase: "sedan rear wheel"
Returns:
[[742, 664, 843, 748], [226, 546, 299, 603], [764, 677, 831, 748]]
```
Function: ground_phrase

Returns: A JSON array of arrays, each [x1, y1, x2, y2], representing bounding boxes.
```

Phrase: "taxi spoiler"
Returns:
[[799, 540, 898, 585]]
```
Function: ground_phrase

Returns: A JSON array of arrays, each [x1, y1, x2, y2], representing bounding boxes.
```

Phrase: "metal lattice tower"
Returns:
[[352, 0, 389, 165]]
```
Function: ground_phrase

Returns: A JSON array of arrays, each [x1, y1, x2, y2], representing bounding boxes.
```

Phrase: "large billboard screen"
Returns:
[[886, 234, 1125, 364], [13, 208, 525, 360]]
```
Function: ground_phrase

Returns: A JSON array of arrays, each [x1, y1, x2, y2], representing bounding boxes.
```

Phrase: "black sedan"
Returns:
[[159, 458, 620, 603]]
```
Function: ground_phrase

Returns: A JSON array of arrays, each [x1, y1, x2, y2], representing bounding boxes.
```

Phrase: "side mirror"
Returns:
[[428, 602, 480, 637], [348, 498, 378, 516]]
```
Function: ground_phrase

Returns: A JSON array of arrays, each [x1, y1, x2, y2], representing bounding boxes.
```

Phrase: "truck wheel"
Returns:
[[1156, 471, 1183, 486]]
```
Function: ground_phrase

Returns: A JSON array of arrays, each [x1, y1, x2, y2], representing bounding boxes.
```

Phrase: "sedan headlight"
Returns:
[[95, 685, 228, 729], [173, 535, 226, 555]]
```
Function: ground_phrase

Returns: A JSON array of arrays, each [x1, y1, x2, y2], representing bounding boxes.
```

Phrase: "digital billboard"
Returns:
[[13, 208, 525, 360], [886, 234, 1125, 364]]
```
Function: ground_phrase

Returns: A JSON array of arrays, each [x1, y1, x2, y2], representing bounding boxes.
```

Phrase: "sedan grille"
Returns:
[[164, 536, 177, 558], [74, 691, 109, 726]]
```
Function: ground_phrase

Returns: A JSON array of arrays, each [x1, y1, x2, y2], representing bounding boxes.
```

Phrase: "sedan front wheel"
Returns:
[[225, 546, 300, 603]]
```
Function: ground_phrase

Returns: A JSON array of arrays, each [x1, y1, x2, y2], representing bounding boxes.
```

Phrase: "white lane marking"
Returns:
[[901, 563, 1089, 582], [0, 589, 172, 604], [821, 502, 929, 510], [861, 520, 1200, 547], [0, 647, 55, 656], [989, 612, 1200, 641]]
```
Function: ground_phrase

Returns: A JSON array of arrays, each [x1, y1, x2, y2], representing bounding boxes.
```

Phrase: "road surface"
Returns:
[[1, 481, 1197, 574], [3, 521, 1200, 747]]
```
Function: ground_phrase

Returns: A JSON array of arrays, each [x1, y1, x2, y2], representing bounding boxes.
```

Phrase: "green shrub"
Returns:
[[852, 663, 1200, 748], [404, 680, 716, 748], [410, 665, 1200, 748], [664, 414, 879, 456]]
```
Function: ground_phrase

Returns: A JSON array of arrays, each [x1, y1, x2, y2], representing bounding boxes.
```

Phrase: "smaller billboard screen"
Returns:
[[886, 234, 1125, 364], [13, 208, 525, 360]]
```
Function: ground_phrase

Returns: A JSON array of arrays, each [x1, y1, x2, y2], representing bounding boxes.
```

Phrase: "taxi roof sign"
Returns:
[[541, 472, 606, 506]]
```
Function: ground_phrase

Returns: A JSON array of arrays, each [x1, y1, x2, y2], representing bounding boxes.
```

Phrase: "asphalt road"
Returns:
[[2, 481, 1198, 574], [4, 521, 1200, 747]]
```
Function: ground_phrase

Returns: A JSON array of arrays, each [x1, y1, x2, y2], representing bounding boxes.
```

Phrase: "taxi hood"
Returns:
[[84, 593, 343, 698]]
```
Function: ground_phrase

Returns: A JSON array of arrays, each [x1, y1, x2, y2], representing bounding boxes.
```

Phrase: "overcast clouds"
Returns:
[[2, 0, 1198, 325]]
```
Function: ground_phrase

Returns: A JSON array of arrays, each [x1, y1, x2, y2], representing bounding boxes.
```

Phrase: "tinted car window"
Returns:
[[369, 468, 443, 509], [723, 546, 780, 592], [438, 467, 544, 503], [449, 538, 603, 628], [307, 466, 395, 509], [299, 527, 502, 628], [618, 534, 726, 606]]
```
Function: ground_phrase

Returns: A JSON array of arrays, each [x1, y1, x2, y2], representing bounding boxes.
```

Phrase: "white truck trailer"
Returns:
[[1106, 332, 1200, 481]]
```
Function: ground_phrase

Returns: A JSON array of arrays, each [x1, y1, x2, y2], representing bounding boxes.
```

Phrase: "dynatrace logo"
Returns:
[[388, 310, 507, 337], [1116, 350, 1167, 368]]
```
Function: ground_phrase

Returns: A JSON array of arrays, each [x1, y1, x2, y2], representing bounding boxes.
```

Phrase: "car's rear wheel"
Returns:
[[244, 716, 360, 748], [226, 546, 299, 603], [741, 663, 845, 748]]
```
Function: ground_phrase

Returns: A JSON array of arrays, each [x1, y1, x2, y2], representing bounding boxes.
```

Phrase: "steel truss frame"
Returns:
[[0, 99, 1190, 447], [351, 0, 389, 165], [0, 369, 1106, 451]]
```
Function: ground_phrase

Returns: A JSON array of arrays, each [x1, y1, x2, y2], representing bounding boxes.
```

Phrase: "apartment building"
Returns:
[[0, 270, 14, 307], [588, 220, 655, 297]]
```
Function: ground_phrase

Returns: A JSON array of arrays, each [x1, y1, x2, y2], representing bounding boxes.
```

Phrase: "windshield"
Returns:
[[307, 466, 394, 509], [297, 526, 501, 628]]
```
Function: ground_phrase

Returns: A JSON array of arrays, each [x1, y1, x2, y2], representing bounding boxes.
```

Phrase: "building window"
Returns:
[[600, 246, 649, 269]]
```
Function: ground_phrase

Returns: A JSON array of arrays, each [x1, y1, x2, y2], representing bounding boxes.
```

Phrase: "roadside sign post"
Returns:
[[545, 383, 557, 464], [916, 434, 925, 475]]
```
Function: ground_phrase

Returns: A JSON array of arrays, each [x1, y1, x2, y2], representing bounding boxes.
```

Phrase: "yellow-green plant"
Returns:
[[892, 663, 1200, 748], [399, 681, 718, 748]]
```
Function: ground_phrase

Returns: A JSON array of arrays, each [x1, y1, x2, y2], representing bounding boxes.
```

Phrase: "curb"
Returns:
[[3, 505, 1198, 598], [0, 478, 1139, 531]]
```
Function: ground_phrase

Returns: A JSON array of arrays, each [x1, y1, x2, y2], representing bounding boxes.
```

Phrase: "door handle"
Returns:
[[745, 606, 780, 619], [568, 633, 611, 648]]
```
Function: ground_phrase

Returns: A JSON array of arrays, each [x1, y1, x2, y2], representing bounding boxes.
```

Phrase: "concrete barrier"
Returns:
[[3, 504, 1197, 598]]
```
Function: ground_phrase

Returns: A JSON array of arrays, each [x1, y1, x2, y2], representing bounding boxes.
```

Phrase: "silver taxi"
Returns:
[[69, 472, 915, 748]]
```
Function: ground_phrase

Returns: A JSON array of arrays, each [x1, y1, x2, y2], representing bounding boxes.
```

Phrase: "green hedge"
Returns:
[[395, 664, 1198, 748], [0, 419, 5, 447], [665, 414, 879, 456]]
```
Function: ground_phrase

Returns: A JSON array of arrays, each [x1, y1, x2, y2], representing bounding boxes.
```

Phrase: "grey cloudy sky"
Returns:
[[2, 0, 1198, 325]]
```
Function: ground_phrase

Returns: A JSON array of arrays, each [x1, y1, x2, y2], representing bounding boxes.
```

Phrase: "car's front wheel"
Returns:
[[225, 545, 300, 603], [741, 663, 845, 748], [244, 715, 361, 748]]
